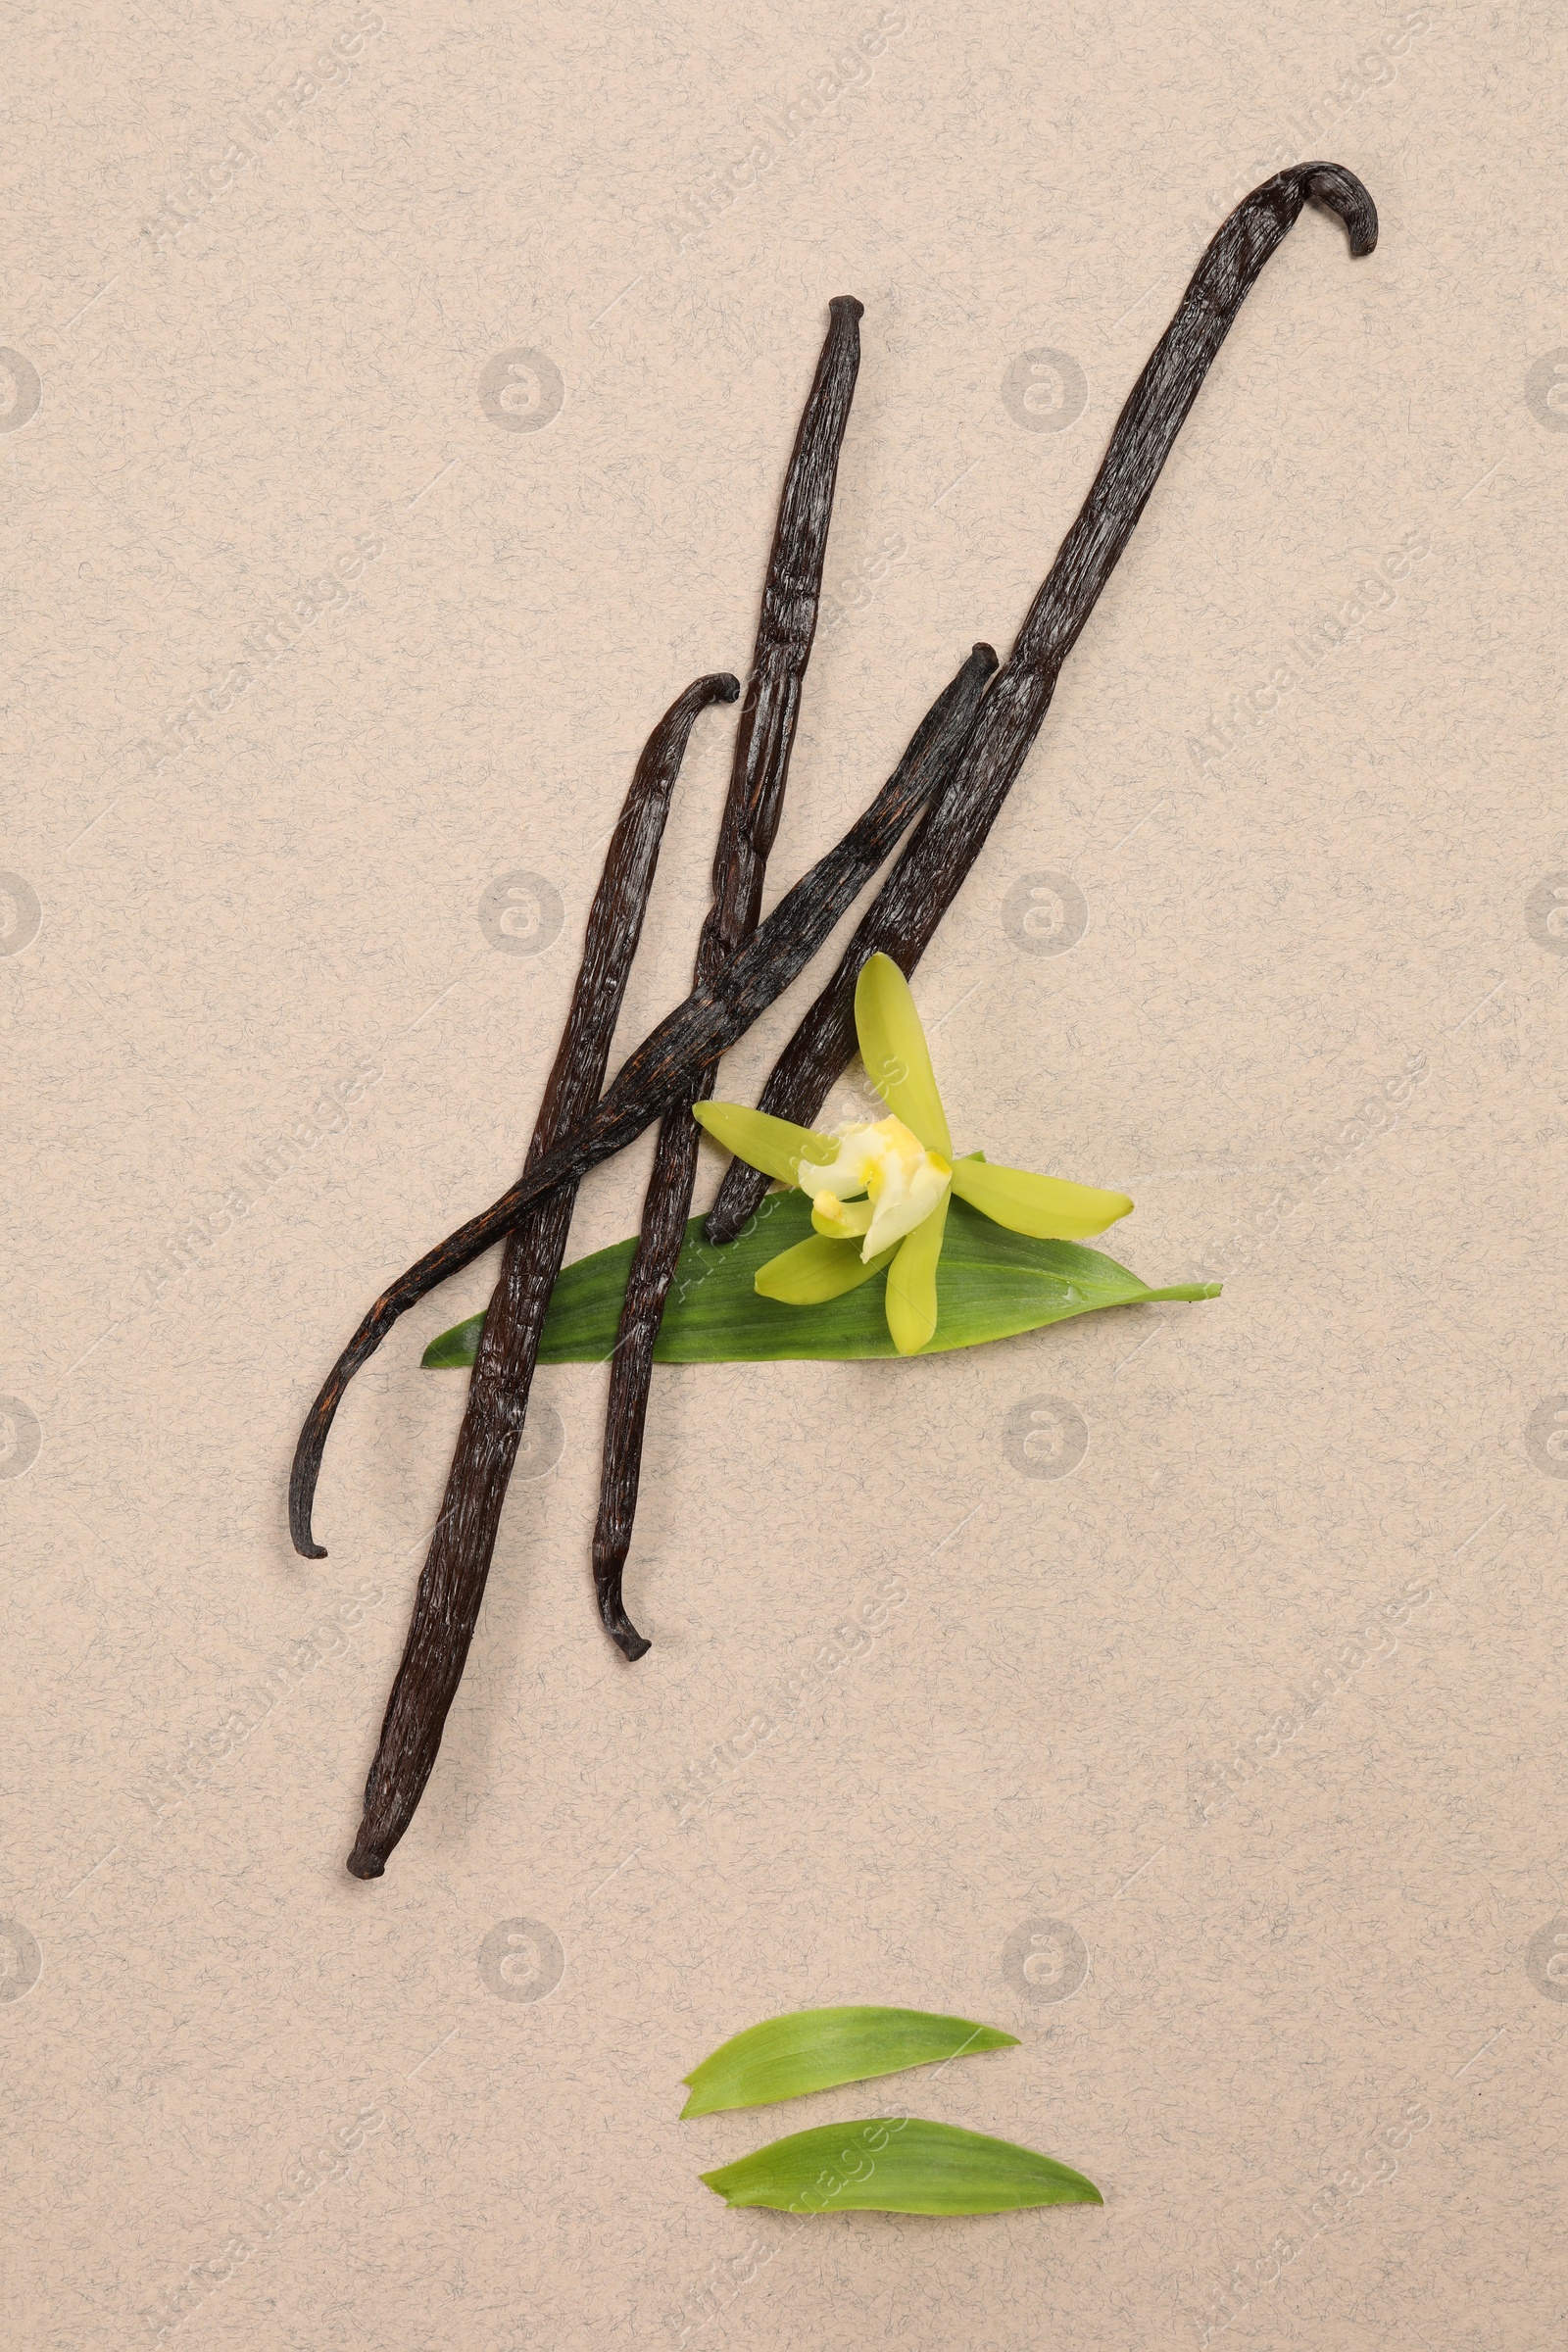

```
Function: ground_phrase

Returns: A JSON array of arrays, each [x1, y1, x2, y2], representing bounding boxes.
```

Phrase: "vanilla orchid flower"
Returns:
[[692, 954, 1134, 1355]]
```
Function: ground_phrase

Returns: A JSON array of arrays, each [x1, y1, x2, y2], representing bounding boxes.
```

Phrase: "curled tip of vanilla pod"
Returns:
[[1295, 161, 1378, 255], [596, 1585, 652, 1664]]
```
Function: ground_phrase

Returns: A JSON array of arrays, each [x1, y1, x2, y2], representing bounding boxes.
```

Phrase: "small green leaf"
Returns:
[[421, 1312, 489, 1369], [421, 1192, 1219, 1368], [680, 2005, 1017, 2118], [699, 2117, 1103, 2216]]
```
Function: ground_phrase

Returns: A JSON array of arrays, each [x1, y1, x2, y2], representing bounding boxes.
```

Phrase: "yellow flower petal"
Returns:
[[853, 954, 952, 1156], [883, 1193, 949, 1353], [755, 1236, 898, 1304], [693, 1101, 836, 1188], [950, 1157, 1132, 1240], [811, 1195, 875, 1239]]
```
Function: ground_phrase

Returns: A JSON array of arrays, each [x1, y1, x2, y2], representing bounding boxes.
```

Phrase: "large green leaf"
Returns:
[[699, 2116, 1102, 2215], [421, 1190, 1218, 1367]]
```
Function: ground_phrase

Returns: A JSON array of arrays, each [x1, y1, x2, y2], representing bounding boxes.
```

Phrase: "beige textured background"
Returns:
[[4, 3, 1565, 2345]]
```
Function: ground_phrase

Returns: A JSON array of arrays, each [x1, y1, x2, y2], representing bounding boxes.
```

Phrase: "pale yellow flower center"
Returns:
[[797, 1116, 952, 1261]]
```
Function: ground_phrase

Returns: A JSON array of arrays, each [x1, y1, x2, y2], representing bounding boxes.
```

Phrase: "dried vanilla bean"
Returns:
[[705, 162, 1377, 1242], [336, 670, 736, 1875], [289, 641, 995, 1556], [593, 292, 864, 1661]]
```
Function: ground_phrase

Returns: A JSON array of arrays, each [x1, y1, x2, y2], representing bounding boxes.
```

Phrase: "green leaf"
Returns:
[[680, 2005, 1018, 2118], [699, 2117, 1103, 2216], [421, 1190, 1220, 1367]]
